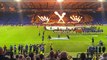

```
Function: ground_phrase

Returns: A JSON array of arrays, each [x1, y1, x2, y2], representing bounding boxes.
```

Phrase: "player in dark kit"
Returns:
[[50, 43, 53, 51], [14, 45, 17, 54], [99, 40, 103, 46], [29, 44, 32, 53], [58, 34, 60, 38], [67, 35, 70, 39], [102, 46, 106, 53], [36, 44, 39, 54], [20, 45, 23, 54], [43, 31, 45, 35], [18, 44, 21, 53], [10, 45, 13, 52], [42, 35, 44, 41], [99, 46, 101, 53], [3, 45, 7, 53], [40, 43, 45, 53], [48, 35, 51, 40], [92, 37, 94, 46], [38, 32, 40, 36], [25, 44, 28, 54]]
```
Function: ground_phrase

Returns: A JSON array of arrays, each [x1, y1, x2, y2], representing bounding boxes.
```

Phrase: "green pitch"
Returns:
[[0, 25, 107, 56]]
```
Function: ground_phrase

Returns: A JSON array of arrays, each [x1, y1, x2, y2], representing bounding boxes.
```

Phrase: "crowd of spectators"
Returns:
[[0, 43, 107, 60], [0, 44, 74, 60]]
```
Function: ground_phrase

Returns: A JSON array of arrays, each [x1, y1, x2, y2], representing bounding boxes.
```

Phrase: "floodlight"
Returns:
[[98, 0, 104, 2], [15, 0, 21, 2], [57, 0, 64, 3]]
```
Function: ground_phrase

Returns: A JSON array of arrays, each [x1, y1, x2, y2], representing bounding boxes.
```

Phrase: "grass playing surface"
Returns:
[[0, 25, 107, 57]]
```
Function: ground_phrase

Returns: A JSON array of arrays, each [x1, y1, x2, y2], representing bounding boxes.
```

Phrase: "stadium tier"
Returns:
[[0, 12, 31, 25], [0, 12, 107, 25]]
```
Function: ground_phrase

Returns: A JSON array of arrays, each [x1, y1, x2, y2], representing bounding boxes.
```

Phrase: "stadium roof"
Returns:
[[0, 0, 107, 12], [1, 0, 107, 2]]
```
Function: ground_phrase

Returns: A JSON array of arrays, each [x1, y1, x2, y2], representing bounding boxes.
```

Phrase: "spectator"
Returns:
[[0, 47, 9, 60], [3, 45, 7, 53], [68, 56, 73, 60], [36, 54, 40, 60], [80, 53, 86, 60], [54, 51, 59, 59], [39, 51, 44, 60], [10, 52, 16, 60], [16, 55, 19, 60], [18, 55, 25, 60], [46, 51, 56, 60], [59, 52, 68, 60], [100, 53, 107, 60], [26, 55, 31, 60], [29, 52, 34, 60], [92, 54, 97, 60]]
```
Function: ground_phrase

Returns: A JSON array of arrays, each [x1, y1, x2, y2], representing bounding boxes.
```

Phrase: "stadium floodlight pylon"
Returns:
[[54, 11, 66, 23]]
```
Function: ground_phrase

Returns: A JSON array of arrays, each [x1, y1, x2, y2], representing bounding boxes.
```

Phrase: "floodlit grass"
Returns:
[[0, 25, 107, 57]]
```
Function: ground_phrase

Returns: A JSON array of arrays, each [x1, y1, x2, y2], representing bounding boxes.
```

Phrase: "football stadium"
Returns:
[[0, 0, 107, 60]]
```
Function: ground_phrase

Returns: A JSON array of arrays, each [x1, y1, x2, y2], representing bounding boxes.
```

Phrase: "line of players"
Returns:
[[3, 44, 45, 54], [45, 26, 103, 33]]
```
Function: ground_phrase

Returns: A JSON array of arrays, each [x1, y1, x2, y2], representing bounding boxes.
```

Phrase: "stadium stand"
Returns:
[[0, 12, 107, 25], [0, 12, 31, 25]]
